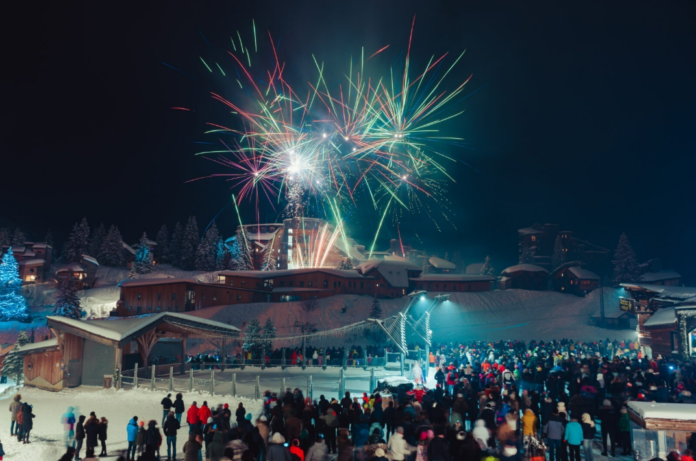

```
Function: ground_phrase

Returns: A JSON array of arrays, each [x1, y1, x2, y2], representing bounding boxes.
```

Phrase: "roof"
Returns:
[[568, 267, 600, 280], [31, 243, 51, 249], [501, 264, 549, 275], [17, 259, 46, 266], [47, 312, 240, 345], [22, 251, 36, 258], [272, 287, 326, 293], [628, 401, 696, 422], [518, 227, 543, 235], [122, 242, 135, 254], [119, 277, 199, 287], [428, 256, 456, 270], [638, 270, 681, 283], [644, 308, 677, 328], [410, 274, 496, 282], [219, 268, 368, 279], [16, 338, 60, 355], [620, 284, 696, 300], [82, 255, 99, 266], [465, 263, 484, 275], [56, 262, 85, 273], [356, 258, 421, 288]]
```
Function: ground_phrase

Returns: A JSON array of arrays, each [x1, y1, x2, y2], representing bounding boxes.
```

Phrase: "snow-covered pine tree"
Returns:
[[479, 255, 495, 276], [99, 225, 125, 266], [613, 232, 639, 284], [169, 222, 183, 268], [89, 223, 106, 258], [369, 295, 382, 319], [53, 273, 82, 319], [335, 257, 353, 270], [65, 218, 91, 262], [154, 224, 169, 264], [180, 216, 199, 271], [11, 228, 26, 246], [215, 238, 227, 271], [229, 227, 253, 270], [243, 318, 262, 357], [0, 251, 29, 321], [133, 233, 154, 274], [521, 247, 536, 265], [44, 228, 54, 249], [262, 236, 277, 271], [261, 317, 277, 352], [0, 228, 11, 247], [550, 235, 565, 269], [451, 251, 464, 274], [195, 222, 219, 271], [1, 330, 30, 385]]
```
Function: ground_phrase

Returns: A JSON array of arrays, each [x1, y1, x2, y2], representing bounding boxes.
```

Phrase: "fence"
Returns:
[[117, 363, 381, 401]]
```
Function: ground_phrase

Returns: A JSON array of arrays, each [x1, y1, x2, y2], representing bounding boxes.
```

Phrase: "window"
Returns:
[[137, 306, 142, 314], [242, 281, 246, 287], [171, 293, 176, 300], [308, 281, 313, 287], [280, 295, 301, 302], [531, 235, 536, 242], [137, 293, 141, 300], [218, 275, 225, 284], [299, 281, 305, 287], [279, 281, 285, 287], [229, 294, 233, 302], [157, 293, 161, 301], [237, 294, 242, 301], [338, 281, 341, 288], [249, 294, 254, 301], [213, 294, 217, 301], [201, 295, 205, 301], [324, 279, 328, 288], [256, 282, 261, 288], [360, 282, 364, 289], [333, 281, 337, 288], [289, 281, 293, 287], [230, 280, 234, 286]]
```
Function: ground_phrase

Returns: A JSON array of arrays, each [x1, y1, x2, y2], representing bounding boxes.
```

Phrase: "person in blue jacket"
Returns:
[[564, 418, 584, 461], [126, 416, 139, 461]]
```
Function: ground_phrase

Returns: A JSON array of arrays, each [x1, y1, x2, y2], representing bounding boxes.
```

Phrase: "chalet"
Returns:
[[500, 264, 549, 290], [643, 307, 678, 357], [55, 255, 99, 290], [15, 313, 239, 390], [428, 256, 456, 274], [356, 258, 423, 298], [551, 262, 600, 295], [409, 273, 494, 293], [0, 242, 53, 283], [638, 270, 681, 286]]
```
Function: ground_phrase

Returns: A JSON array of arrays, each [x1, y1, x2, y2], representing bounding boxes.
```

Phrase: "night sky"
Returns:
[[2, 1, 695, 280]]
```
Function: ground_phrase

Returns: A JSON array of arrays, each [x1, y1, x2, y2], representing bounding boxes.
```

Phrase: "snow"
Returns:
[[569, 267, 600, 280], [356, 258, 421, 288], [31, 243, 50, 249], [638, 270, 681, 283], [628, 401, 696, 421], [518, 227, 543, 235], [122, 241, 135, 254], [56, 262, 85, 273], [378, 376, 411, 385], [643, 308, 677, 327], [465, 263, 484, 275], [0, 386, 262, 461], [621, 283, 696, 300], [118, 277, 199, 287], [82, 254, 99, 266], [410, 274, 495, 282], [16, 337, 58, 354], [428, 256, 456, 270], [220, 268, 369, 279], [17, 258, 46, 266], [501, 264, 549, 274]]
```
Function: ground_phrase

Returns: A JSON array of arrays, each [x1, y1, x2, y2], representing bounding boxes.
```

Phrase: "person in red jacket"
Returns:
[[197, 401, 211, 426], [187, 402, 200, 434]]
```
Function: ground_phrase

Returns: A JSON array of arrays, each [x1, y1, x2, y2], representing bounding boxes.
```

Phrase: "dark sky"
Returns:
[[2, 1, 696, 280]]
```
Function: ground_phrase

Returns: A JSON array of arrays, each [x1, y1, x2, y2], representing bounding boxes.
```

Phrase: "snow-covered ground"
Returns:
[[0, 386, 262, 460]]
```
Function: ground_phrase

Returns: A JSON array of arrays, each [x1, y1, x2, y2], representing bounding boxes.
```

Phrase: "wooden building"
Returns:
[[16, 313, 240, 390], [409, 274, 495, 293], [551, 262, 600, 295], [643, 307, 678, 357], [356, 258, 423, 298], [55, 255, 99, 290], [637, 270, 682, 286], [427, 256, 457, 274], [500, 264, 549, 290], [115, 278, 268, 316], [1, 242, 53, 283]]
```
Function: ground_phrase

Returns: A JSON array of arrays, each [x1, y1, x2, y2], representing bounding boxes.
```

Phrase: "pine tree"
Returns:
[[154, 225, 169, 264], [133, 233, 154, 274], [1, 331, 30, 385], [180, 216, 199, 271], [479, 255, 495, 276], [195, 222, 219, 271], [0, 228, 11, 247], [229, 227, 253, 270], [451, 251, 464, 274], [335, 257, 353, 270], [169, 222, 184, 268], [261, 317, 277, 352], [369, 295, 382, 319], [243, 318, 262, 357], [11, 228, 26, 246], [53, 274, 82, 319], [550, 235, 565, 269], [613, 232, 639, 284], [262, 236, 277, 271], [521, 247, 536, 265], [215, 238, 227, 271], [64, 218, 91, 262], [44, 228, 55, 248], [0, 252, 29, 321], [99, 225, 125, 267], [89, 223, 106, 258]]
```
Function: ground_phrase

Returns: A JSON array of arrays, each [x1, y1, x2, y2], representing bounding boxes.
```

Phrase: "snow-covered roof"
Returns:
[[10, 246, 25, 253], [428, 256, 456, 270], [272, 287, 325, 293], [410, 274, 495, 282], [518, 227, 543, 235], [31, 243, 51, 249], [465, 263, 484, 275], [17, 258, 46, 266], [621, 284, 696, 300], [22, 250, 36, 258], [638, 270, 681, 283], [16, 338, 59, 355], [82, 255, 99, 266], [568, 267, 600, 280], [122, 242, 135, 254], [46, 312, 240, 345], [356, 258, 421, 288], [628, 401, 696, 422], [56, 263, 85, 273], [144, 238, 157, 246], [501, 264, 549, 275], [119, 277, 199, 288], [219, 268, 368, 279], [644, 308, 677, 328], [333, 237, 367, 262]]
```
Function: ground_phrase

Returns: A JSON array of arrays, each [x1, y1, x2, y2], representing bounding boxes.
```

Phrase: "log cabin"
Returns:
[[500, 264, 549, 290]]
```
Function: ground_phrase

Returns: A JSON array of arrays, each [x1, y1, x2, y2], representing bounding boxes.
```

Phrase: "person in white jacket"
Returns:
[[387, 427, 415, 461], [306, 436, 328, 461]]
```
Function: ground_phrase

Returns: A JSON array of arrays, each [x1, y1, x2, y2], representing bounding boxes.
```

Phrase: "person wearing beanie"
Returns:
[[136, 420, 147, 457], [161, 393, 173, 427], [373, 447, 389, 461]]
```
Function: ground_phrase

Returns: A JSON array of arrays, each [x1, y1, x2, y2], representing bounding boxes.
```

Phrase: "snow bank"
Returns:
[[628, 401, 696, 421], [0, 386, 262, 461]]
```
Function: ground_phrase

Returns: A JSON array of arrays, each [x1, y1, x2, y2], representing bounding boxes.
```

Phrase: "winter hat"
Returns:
[[602, 399, 611, 407], [557, 402, 566, 412], [457, 432, 466, 441], [259, 416, 268, 422], [208, 417, 214, 424], [375, 448, 386, 457], [224, 404, 229, 409], [271, 433, 285, 444], [420, 432, 428, 441], [246, 413, 252, 421], [139, 421, 145, 427]]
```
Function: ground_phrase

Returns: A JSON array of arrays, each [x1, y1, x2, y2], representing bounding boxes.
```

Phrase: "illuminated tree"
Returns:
[[133, 233, 154, 274], [0, 251, 29, 321]]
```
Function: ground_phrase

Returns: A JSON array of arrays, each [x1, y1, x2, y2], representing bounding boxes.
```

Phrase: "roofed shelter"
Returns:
[[16, 313, 239, 391]]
